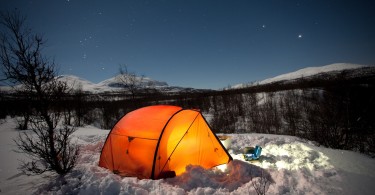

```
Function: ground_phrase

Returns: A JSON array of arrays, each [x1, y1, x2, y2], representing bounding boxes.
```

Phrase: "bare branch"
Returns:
[[1, 10, 78, 175], [117, 64, 145, 99]]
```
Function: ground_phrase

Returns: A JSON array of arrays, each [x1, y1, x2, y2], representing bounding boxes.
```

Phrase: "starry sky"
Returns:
[[1, 0, 375, 89]]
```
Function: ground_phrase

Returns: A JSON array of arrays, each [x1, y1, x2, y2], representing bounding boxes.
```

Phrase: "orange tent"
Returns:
[[99, 105, 232, 179]]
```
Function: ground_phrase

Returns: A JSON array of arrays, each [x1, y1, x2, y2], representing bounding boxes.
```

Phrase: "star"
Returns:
[[298, 34, 303, 39], [262, 24, 266, 28]]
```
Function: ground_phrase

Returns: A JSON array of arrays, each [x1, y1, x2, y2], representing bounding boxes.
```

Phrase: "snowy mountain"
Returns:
[[2, 63, 374, 93], [0, 74, 205, 94], [56, 75, 97, 92], [231, 63, 375, 89], [100, 75, 167, 87], [56, 74, 171, 93]]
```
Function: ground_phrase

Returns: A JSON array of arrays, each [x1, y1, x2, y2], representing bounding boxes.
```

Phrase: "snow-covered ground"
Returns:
[[1, 118, 375, 195]]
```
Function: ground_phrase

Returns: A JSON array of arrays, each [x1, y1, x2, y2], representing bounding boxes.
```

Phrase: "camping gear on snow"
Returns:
[[99, 105, 232, 179], [243, 146, 262, 161], [217, 135, 232, 149]]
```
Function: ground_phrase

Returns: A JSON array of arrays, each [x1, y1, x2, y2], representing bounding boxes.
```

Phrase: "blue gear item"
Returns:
[[243, 145, 262, 161]]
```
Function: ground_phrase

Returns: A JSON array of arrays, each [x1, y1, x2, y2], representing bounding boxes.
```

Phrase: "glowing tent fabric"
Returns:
[[99, 105, 232, 179]]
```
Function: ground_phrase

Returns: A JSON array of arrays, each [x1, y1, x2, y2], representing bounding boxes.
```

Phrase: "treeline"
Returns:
[[208, 74, 375, 156], [210, 85, 375, 155], [1, 73, 375, 156], [0, 88, 210, 129]]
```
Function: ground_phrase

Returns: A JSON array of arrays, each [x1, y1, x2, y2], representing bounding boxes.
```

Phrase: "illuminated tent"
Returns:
[[99, 105, 232, 179]]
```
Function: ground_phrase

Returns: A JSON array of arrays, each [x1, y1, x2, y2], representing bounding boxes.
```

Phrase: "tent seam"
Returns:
[[150, 108, 184, 179], [159, 112, 200, 174]]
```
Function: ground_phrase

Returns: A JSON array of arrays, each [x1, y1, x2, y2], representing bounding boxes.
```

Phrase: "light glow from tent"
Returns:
[[215, 164, 228, 172], [229, 142, 333, 171]]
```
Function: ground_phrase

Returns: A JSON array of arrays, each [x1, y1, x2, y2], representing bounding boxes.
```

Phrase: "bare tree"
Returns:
[[0, 11, 79, 175], [72, 83, 86, 127], [117, 64, 144, 99], [251, 169, 272, 195]]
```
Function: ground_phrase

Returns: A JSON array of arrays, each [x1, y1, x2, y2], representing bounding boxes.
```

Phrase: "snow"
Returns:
[[0, 74, 198, 94], [56, 75, 98, 92], [230, 63, 372, 89], [258, 63, 370, 85], [4, 63, 372, 93], [56, 74, 168, 94], [1, 118, 375, 194]]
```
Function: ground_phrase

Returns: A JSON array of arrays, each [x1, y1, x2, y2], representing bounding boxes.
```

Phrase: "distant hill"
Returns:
[[54, 75, 208, 94], [2, 63, 374, 94], [230, 63, 375, 89], [0, 73, 208, 94]]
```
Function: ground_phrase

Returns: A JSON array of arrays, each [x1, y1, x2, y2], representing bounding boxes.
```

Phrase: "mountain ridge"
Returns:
[[230, 63, 374, 89], [2, 63, 374, 93]]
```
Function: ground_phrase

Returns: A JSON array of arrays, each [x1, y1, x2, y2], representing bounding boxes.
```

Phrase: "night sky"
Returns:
[[1, 0, 375, 89]]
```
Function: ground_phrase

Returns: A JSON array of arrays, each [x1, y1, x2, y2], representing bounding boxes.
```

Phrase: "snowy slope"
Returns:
[[97, 75, 168, 88], [258, 63, 370, 85], [56, 74, 169, 93], [1, 118, 374, 194], [231, 63, 373, 89], [3, 63, 373, 93], [0, 74, 201, 94], [56, 75, 98, 92]]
